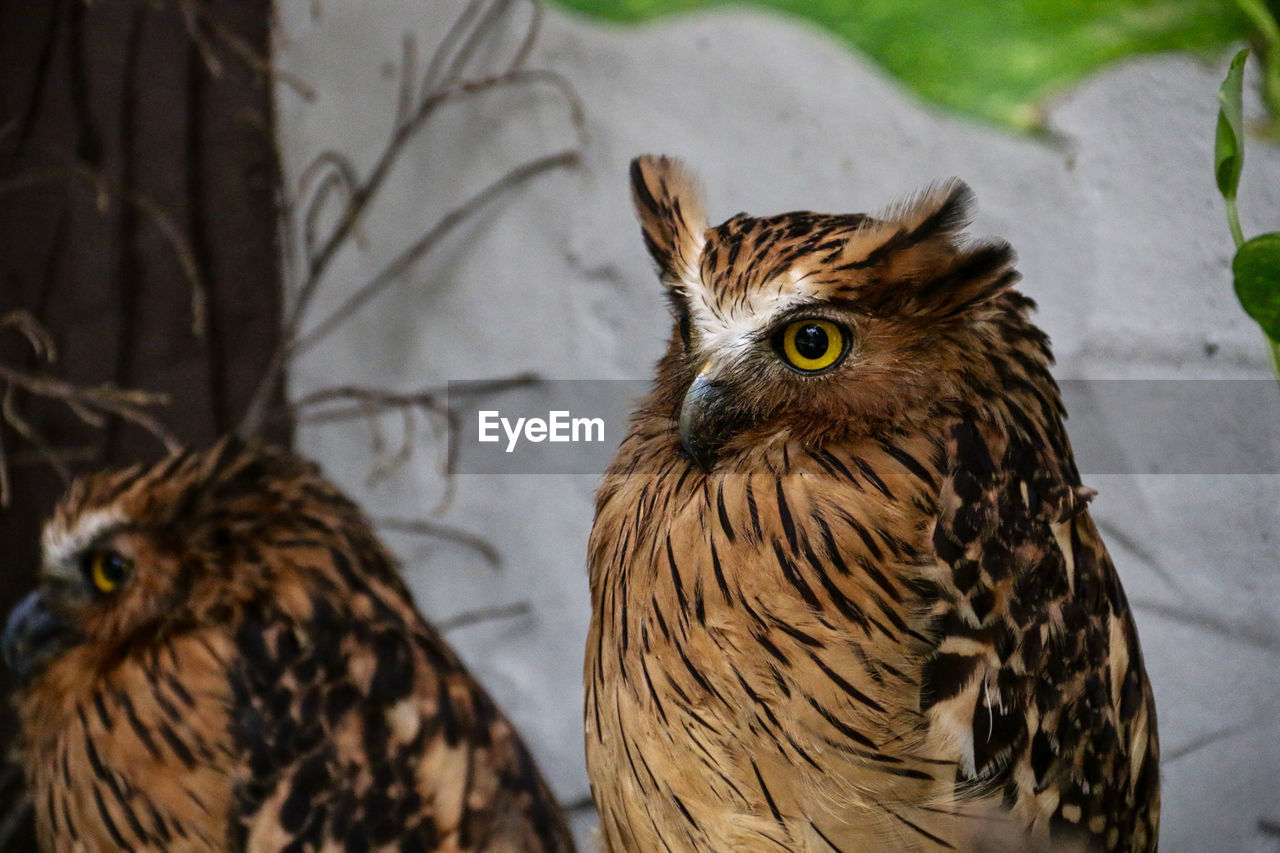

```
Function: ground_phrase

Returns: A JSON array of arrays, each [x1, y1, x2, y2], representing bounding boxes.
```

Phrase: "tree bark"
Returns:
[[0, 0, 287, 843]]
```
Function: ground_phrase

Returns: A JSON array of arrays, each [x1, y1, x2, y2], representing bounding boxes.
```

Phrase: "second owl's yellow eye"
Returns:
[[778, 319, 848, 373], [84, 550, 133, 595]]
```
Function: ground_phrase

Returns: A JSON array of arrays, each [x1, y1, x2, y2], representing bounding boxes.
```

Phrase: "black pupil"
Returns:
[[87, 551, 126, 584], [102, 554, 125, 582], [794, 324, 829, 360]]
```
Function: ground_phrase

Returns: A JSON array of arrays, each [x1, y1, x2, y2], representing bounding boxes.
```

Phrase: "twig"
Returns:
[[435, 0, 513, 89], [1161, 716, 1264, 764], [1, 161, 209, 339], [436, 601, 532, 633], [237, 0, 584, 440], [177, 0, 316, 99], [0, 366, 179, 450], [67, 161, 208, 338], [1, 311, 56, 361], [291, 376, 537, 426], [290, 373, 538, 512], [291, 66, 583, 337], [3, 383, 71, 484], [290, 149, 579, 358], [420, 0, 489, 95], [397, 32, 419, 130], [377, 516, 504, 568], [1132, 598, 1280, 653]]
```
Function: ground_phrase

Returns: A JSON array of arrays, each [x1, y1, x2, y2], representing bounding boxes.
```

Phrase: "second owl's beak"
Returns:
[[679, 367, 726, 472], [2, 591, 75, 688]]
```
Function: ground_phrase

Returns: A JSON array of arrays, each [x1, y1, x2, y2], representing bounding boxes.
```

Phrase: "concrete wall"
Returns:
[[275, 4, 1280, 849]]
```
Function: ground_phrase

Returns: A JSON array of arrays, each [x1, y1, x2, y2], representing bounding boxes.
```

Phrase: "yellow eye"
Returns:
[[778, 319, 848, 373], [84, 550, 133, 595]]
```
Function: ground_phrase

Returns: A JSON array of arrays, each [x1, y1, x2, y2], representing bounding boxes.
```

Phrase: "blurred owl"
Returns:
[[3, 440, 576, 852], [584, 156, 1159, 852]]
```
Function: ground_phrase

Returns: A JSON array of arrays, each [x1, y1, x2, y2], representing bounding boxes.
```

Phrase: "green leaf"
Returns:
[[1233, 232, 1280, 342], [550, 0, 1255, 131], [1216, 48, 1250, 200]]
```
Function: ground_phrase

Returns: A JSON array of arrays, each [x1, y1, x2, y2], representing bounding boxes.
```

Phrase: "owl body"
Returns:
[[5, 441, 576, 852], [584, 157, 1158, 852]]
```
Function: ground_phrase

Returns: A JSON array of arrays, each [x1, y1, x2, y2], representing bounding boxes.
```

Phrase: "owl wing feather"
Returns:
[[227, 531, 575, 852], [921, 400, 1159, 851]]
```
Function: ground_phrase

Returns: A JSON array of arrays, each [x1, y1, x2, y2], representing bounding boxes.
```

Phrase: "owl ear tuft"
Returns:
[[864, 180, 1020, 318], [630, 155, 708, 288], [885, 179, 975, 243]]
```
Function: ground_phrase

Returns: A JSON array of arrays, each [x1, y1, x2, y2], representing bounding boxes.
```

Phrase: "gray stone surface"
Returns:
[[275, 4, 1280, 849]]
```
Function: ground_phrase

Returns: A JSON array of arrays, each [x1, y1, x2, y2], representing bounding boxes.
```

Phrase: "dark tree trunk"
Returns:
[[0, 0, 287, 842]]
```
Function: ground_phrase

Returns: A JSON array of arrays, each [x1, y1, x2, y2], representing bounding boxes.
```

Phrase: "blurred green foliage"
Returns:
[[1216, 49, 1280, 378], [551, 0, 1267, 132]]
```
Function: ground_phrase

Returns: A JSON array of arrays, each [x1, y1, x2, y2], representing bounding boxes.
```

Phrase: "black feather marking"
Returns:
[[808, 652, 886, 713], [883, 806, 956, 850], [774, 478, 798, 551], [750, 759, 786, 828], [715, 483, 736, 543], [919, 653, 980, 712]]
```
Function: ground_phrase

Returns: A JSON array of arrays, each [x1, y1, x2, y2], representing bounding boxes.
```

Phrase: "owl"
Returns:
[[584, 156, 1159, 852], [3, 440, 576, 852]]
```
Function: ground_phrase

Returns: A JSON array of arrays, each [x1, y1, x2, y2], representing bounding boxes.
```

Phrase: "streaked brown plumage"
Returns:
[[584, 156, 1159, 852], [4, 440, 575, 852]]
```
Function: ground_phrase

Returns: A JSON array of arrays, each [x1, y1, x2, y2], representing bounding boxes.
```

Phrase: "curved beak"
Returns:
[[679, 369, 727, 472], [3, 591, 74, 688]]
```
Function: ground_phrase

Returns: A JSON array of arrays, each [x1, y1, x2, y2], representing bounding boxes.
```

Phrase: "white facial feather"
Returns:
[[689, 266, 824, 373], [42, 506, 126, 580]]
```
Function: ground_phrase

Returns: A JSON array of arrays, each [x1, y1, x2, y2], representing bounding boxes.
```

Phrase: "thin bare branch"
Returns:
[[377, 516, 504, 568], [291, 148, 578, 358], [508, 1, 543, 72], [200, 11, 317, 100], [420, 0, 488, 95], [0, 365, 180, 454], [178, 0, 316, 99], [1162, 713, 1270, 763], [439, 0, 512, 87], [1132, 598, 1280, 653], [289, 66, 582, 337], [293, 385, 447, 424], [240, 0, 583, 441], [436, 601, 532, 633], [301, 160, 362, 263], [3, 159, 209, 339], [291, 376, 537, 423], [176, 0, 225, 78], [3, 382, 70, 487], [396, 32, 419, 130], [65, 161, 209, 338], [1, 311, 56, 362], [290, 373, 537, 514]]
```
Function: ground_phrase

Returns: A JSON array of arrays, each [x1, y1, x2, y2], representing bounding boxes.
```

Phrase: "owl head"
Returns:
[[1, 440, 383, 699], [630, 155, 1032, 471]]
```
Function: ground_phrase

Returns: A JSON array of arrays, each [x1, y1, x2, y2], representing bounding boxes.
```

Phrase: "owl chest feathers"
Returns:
[[24, 629, 239, 852], [586, 431, 980, 851]]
